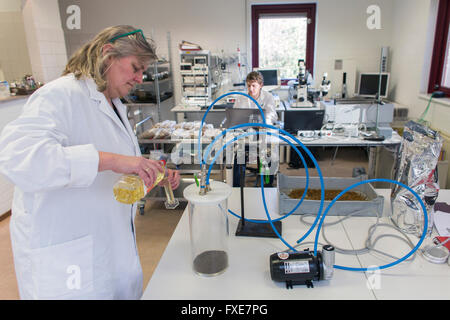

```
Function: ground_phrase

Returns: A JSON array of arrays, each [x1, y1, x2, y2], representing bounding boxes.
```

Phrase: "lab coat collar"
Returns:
[[84, 77, 140, 155], [84, 76, 104, 102]]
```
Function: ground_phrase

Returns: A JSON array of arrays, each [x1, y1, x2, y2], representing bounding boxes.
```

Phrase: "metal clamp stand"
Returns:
[[235, 149, 282, 238], [363, 47, 386, 142]]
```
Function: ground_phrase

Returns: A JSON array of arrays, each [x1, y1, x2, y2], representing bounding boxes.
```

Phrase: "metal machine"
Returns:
[[296, 59, 309, 106], [320, 73, 331, 98]]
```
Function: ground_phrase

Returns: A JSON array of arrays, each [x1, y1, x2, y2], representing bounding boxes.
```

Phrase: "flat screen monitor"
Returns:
[[357, 73, 389, 98], [224, 108, 264, 128], [283, 110, 325, 133], [253, 68, 280, 86]]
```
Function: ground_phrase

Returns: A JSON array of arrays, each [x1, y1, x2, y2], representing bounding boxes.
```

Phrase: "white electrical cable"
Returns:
[[292, 209, 417, 263]]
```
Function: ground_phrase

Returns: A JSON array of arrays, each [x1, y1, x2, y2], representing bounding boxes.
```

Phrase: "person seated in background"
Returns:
[[232, 71, 278, 187], [233, 71, 278, 125]]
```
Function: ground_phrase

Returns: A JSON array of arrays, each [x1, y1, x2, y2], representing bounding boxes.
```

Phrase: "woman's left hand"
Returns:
[[159, 169, 181, 190]]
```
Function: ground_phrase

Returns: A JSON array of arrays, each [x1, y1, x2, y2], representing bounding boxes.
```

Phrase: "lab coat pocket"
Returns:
[[30, 235, 94, 299]]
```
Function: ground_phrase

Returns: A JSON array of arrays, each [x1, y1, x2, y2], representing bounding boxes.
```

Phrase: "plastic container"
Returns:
[[183, 181, 232, 276], [277, 173, 384, 217]]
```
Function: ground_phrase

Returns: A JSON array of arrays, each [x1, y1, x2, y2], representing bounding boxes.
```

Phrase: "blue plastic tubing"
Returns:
[[198, 92, 266, 166], [197, 92, 428, 272], [203, 129, 323, 251], [314, 178, 428, 272]]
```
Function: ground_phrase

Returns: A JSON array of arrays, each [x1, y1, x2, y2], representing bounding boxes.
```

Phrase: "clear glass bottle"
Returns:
[[183, 181, 232, 276], [113, 174, 145, 205], [113, 155, 178, 207]]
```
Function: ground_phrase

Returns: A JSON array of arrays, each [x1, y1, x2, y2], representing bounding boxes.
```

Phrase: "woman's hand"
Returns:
[[98, 152, 164, 187], [159, 169, 180, 190]]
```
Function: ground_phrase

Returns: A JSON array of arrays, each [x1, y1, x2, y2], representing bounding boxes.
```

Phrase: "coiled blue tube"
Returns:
[[197, 92, 427, 272], [314, 178, 428, 271], [205, 130, 309, 225], [198, 92, 266, 165], [203, 122, 325, 247]]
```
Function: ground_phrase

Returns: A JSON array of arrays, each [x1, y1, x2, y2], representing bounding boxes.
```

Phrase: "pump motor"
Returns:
[[270, 245, 335, 289]]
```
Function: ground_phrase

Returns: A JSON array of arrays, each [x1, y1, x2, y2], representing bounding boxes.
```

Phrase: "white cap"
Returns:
[[183, 181, 232, 205]]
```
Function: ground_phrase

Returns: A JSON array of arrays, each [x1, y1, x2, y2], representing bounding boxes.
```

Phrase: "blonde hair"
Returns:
[[63, 25, 157, 92]]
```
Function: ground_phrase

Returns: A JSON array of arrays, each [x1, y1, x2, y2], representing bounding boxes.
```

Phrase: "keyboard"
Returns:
[[200, 104, 233, 110], [334, 97, 378, 105]]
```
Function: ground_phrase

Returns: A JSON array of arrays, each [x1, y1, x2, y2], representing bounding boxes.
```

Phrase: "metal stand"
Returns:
[[235, 163, 282, 238]]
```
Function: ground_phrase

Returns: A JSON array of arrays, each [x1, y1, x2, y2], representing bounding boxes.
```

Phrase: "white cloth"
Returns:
[[0, 74, 143, 299], [233, 90, 278, 125]]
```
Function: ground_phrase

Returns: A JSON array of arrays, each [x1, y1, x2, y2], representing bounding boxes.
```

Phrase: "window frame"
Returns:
[[428, 0, 450, 95], [251, 3, 316, 79]]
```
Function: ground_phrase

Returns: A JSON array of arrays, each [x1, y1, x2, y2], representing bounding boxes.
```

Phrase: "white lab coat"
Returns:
[[0, 74, 143, 299], [233, 90, 278, 125]]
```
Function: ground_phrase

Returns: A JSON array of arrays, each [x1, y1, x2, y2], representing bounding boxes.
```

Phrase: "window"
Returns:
[[428, 0, 450, 95], [251, 3, 316, 80]]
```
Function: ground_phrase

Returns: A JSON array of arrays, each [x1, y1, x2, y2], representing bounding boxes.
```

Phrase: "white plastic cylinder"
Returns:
[[225, 165, 233, 187], [183, 181, 232, 276]]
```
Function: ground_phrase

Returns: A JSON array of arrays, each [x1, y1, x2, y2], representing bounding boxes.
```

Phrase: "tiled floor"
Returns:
[[0, 146, 369, 299]]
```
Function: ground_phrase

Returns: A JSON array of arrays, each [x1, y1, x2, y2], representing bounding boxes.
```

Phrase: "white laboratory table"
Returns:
[[142, 188, 450, 300], [171, 104, 286, 123]]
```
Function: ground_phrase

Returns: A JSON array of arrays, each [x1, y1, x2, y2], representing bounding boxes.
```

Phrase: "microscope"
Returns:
[[296, 59, 310, 106], [320, 73, 331, 98]]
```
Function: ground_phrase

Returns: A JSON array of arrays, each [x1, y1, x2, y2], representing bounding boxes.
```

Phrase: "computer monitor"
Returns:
[[283, 110, 325, 133], [224, 108, 264, 128], [357, 72, 390, 98], [253, 68, 280, 86]]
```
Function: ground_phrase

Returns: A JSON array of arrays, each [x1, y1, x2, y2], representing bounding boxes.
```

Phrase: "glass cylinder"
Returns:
[[183, 181, 232, 277]]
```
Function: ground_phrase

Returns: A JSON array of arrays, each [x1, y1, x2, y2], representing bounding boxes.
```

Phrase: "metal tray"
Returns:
[[277, 173, 383, 217]]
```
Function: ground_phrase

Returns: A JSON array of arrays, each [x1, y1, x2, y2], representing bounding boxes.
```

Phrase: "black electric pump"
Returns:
[[270, 245, 335, 289]]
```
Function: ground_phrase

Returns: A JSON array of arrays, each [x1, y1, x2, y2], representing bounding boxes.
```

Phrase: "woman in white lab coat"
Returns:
[[0, 25, 180, 299]]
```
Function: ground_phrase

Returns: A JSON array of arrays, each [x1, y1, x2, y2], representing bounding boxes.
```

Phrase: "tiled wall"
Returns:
[[0, 11, 32, 82]]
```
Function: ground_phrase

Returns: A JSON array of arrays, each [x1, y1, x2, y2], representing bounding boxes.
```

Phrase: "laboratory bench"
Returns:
[[137, 130, 402, 184], [142, 187, 450, 300]]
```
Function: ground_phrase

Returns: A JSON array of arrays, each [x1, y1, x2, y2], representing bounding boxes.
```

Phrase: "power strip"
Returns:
[[297, 130, 333, 138]]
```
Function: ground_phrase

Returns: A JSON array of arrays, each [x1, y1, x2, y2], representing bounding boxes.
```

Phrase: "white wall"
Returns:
[[22, 0, 67, 84], [246, 0, 394, 98], [58, 0, 247, 104], [390, 0, 435, 119], [0, 0, 22, 12], [389, 0, 450, 187], [0, 0, 32, 82], [389, 0, 450, 135], [58, 0, 397, 103]]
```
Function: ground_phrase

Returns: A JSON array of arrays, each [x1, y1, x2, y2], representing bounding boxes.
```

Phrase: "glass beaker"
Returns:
[[162, 179, 179, 209], [183, 181, 232, 277]]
